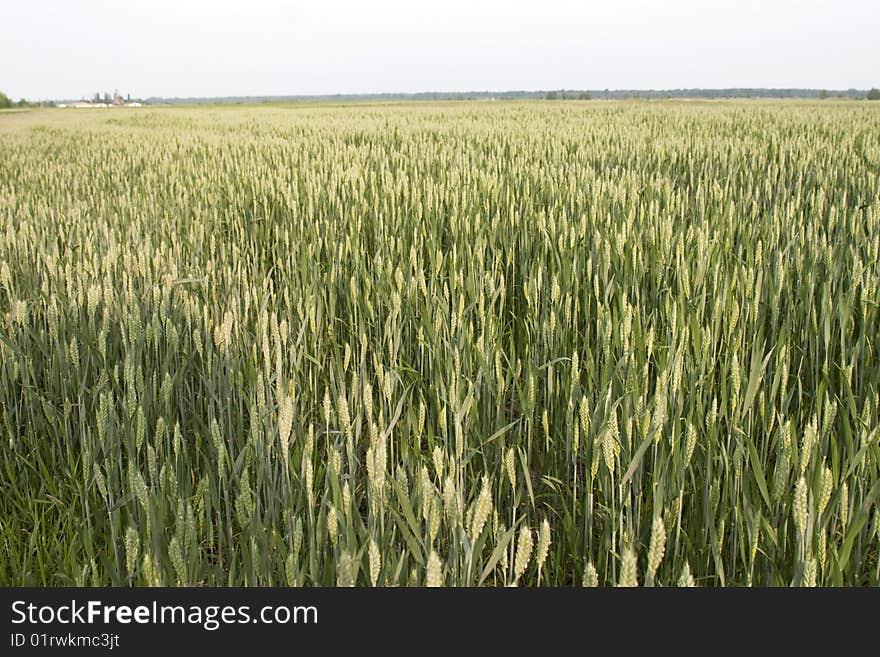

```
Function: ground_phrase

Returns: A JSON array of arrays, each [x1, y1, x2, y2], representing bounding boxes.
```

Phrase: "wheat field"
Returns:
[[1, 100, 879, 586]]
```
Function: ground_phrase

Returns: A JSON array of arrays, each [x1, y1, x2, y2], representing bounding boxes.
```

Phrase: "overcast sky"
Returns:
[[1, 0, 877, 100]]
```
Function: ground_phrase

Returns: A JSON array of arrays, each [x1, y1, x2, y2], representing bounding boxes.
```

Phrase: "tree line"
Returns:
[[0, 92, 44, 108], [3, 89, 880, 108]]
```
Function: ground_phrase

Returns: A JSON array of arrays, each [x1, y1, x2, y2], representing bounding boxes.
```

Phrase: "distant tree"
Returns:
[[545, 90, 559, 100], [818, 89, 829, 99], [578, 92, 592, 100], [0, 91, 12, 109], [868, 88, 880, 100]]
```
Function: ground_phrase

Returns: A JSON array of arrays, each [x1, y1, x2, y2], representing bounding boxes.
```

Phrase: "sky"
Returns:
[[1, 0, 877, 101]]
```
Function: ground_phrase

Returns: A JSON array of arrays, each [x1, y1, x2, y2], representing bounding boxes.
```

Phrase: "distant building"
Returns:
[[60, 93, 143, 109]]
